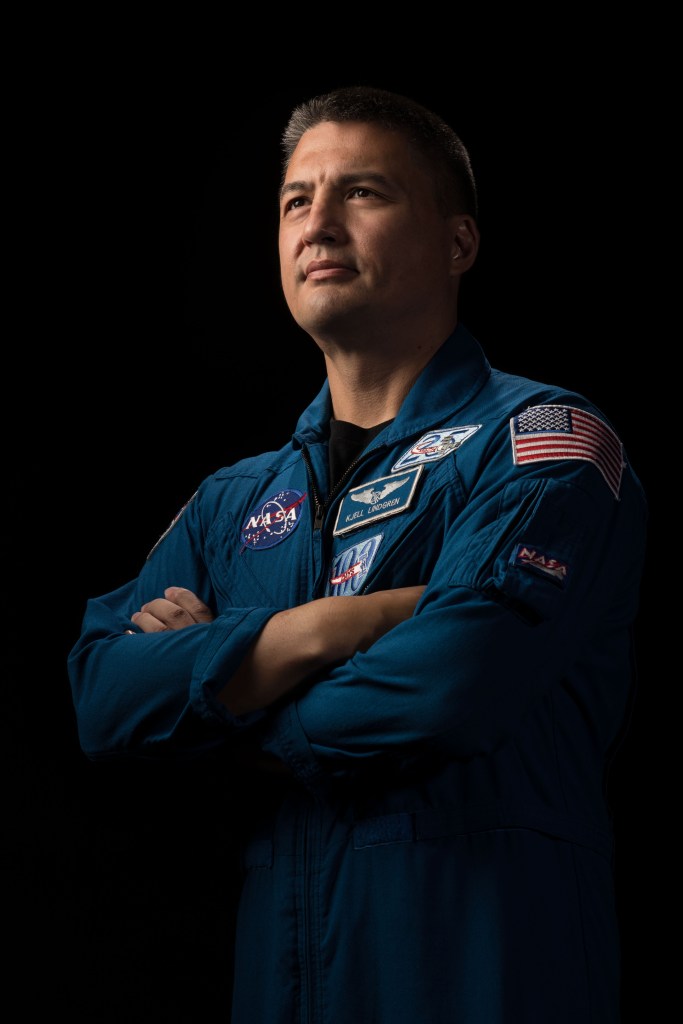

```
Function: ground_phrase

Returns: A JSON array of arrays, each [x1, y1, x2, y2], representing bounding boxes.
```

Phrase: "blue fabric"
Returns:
[[68, 325, 648, 1022]]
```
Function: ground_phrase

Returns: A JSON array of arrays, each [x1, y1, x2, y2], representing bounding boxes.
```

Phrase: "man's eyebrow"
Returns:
[[280, 180, 310, 201], [280, 172, 394, 202]]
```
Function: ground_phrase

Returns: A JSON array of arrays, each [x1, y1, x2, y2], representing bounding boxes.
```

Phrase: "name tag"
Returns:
[[333, 467, 423, 536]]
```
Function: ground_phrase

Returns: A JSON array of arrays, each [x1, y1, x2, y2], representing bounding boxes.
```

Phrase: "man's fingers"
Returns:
[[133, 597, 197, 632], [164, 586, 215, 624], [128, 588, 215, 634], [130, 608, 174, 633]]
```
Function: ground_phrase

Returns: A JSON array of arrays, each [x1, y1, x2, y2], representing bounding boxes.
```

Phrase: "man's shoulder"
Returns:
[[210, 442, 299, 484]]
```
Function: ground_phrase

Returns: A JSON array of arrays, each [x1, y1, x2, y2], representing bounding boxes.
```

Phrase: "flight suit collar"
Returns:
[[292, 324, 490, 450]]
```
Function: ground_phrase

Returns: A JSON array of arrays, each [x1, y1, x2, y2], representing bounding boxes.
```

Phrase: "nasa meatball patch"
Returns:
[[240, 489, 307, 551]]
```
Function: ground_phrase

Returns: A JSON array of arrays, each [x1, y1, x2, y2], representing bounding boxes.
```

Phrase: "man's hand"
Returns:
[[129, 586, 215, 633], [127, 583, 427, 717]]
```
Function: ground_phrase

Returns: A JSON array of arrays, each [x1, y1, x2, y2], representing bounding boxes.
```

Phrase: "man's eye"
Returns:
[[349, 187, 375, 199], [284, 196, 308, 213]]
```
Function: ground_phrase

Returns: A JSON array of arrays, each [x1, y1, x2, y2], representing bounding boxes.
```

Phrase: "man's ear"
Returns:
[[449, 215, 479, 273]]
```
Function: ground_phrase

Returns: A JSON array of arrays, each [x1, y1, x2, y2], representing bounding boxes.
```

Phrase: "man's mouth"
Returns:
[[305, 260, 357, 281]]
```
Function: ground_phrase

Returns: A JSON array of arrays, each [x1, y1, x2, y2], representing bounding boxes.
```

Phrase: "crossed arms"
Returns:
[[130, 584, 426, 716]]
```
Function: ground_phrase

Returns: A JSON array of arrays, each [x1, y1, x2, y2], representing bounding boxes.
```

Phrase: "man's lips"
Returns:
[[304, 259, 357, 280]]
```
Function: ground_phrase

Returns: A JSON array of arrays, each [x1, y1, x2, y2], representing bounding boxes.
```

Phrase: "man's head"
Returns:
[[281, 86, 478, 221], [278, 86, 480, 357]]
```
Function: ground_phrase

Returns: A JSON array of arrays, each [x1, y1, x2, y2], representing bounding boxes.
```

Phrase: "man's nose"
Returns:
[[301, 196, 347, 246]]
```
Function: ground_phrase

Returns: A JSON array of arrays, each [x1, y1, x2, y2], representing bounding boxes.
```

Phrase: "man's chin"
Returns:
[[295, 294, 368, 335], [299, 309, 370, 343]]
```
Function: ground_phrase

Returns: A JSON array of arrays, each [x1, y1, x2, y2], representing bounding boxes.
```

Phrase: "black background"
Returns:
[[9, 41, 664, 1023]]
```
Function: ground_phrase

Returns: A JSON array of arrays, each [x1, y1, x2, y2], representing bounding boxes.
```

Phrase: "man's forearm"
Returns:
[[218, 587, 424, 715]]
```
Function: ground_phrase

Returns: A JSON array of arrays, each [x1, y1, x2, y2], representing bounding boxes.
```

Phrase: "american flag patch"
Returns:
[[510, 404, 624, 498]]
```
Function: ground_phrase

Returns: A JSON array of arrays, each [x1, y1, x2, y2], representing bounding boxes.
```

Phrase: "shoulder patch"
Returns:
[[513, 544, 570, 583], [147, 490, 198, 560], [510, 404, 624, 498]]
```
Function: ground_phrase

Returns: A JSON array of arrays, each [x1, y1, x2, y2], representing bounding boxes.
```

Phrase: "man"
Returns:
[[68, 86, 648, 1022]]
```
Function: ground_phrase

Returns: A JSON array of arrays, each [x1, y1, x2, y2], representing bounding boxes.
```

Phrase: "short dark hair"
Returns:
[[281, 85, 478, 219]]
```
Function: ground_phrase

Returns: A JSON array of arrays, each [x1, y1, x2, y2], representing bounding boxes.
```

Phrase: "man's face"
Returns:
[[278, 121, 456, 344]]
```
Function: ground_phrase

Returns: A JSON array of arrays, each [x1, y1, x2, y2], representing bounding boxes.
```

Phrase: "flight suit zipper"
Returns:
[[302, 442, 387, 599], [301, 445, 370, 532], [297, 442, 390, 1019]]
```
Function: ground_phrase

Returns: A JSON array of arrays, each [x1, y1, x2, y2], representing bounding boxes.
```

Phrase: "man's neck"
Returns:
[[324, 361, 417, 427], [322, 330, 453, 428]]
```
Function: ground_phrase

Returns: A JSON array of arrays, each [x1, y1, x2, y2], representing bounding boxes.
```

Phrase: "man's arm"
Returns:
[[130, 585, 427, 715]]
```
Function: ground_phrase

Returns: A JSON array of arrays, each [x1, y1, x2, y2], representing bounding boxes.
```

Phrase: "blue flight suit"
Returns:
[[68, 325, 648, 1023]]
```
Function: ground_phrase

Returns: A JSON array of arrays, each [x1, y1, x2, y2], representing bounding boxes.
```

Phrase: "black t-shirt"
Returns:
[[328, 418, 393, 490]]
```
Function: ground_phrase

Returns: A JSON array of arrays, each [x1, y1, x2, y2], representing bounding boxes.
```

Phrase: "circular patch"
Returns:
[[240, 489, 306, 550]]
